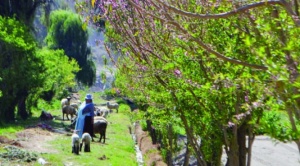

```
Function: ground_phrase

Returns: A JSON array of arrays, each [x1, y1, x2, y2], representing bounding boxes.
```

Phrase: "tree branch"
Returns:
[[156, 0, 300, 26], [128, 0, 268, 70]]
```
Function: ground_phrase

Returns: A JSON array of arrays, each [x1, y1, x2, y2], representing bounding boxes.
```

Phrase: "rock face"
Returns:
[[89, 43, 117, 92]]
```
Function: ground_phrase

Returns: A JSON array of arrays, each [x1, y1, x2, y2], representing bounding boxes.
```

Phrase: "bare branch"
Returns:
[[157, 0, 282, 19], [157, 0, 300, 26], [128, 0, 268, 70]]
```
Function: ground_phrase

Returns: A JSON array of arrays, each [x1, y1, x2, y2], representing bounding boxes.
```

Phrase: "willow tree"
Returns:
[[83, 0, 300, 165], [46, 10, 96, 86]]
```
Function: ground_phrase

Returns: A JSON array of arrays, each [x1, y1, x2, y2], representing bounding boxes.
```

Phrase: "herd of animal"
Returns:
[[60, 96, 119, 155]]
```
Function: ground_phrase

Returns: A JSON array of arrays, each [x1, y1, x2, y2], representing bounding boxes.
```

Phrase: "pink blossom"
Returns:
[[234, 113, 246, 120], [174, 69, 182, 77], [245, 95, 249, 102], [228, 122, 235, 128]]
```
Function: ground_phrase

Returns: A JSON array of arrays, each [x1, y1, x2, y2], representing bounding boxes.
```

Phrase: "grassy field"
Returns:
[[0, 92, 139, 166]]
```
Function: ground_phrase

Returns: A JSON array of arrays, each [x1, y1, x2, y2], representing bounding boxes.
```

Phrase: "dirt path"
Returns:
[[16, 127, 59, 153], [250, 136, 300, 166]]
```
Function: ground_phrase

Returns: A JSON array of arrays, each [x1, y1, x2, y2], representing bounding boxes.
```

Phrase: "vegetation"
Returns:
[[46, 10, 96, 86], [0, 16, 79, 122], [0, 95, 138, 166], [1, 0, 300, 165], [77, 0, 300, 165]]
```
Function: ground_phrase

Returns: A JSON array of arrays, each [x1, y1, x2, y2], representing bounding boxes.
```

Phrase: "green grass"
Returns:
[[0, 97, 139, 166]]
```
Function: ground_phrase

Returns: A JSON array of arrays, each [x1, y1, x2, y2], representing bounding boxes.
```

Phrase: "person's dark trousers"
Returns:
[[83, 116, 94, 139]]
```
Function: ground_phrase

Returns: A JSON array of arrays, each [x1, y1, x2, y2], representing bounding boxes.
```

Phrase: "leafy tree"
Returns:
[[0, 16, 80, 122], [46, 10, 96, 86], [0, 0, 57, 121], [0, 16, 43, 121], [81, 0, 300, 165], [33, 48, 80, 101]]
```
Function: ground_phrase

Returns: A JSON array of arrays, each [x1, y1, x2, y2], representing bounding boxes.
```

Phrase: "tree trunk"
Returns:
[[18, 96, 28, 120], [238, 124, 247, 166], [4, 103, 15, 122], [247, 128, 255, 166], [286, 104, 300, 153], [166, 124, 173, 165], [0, 90, 17, 122], [226, 125, 239, 166], [183, 138, 191, 166]]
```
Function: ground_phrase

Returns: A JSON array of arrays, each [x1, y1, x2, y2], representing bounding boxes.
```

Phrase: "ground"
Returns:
[[0, 99, 299, 165], [15, 128, 59, 153], [1, 123, 300, 166], [0, 117, 166, 166], [0, 127, 60, 154]]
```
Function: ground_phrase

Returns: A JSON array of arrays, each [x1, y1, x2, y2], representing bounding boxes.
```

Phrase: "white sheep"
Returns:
[[70, 100, 81, 110], [95, 106, 110, 118], [80, 133, 92, 152], [61, 97, 71, 108], [93, 117, 108, 143], [106, 101, 119, 113], [62, 105, 77, 121], [71, 131, 80, 155]]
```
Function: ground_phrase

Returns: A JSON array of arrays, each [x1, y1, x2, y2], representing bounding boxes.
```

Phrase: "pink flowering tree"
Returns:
[[79, 0, 300, 165]]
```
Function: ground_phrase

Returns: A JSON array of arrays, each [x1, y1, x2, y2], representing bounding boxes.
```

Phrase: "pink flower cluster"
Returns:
[[174, 69, 182, 77]]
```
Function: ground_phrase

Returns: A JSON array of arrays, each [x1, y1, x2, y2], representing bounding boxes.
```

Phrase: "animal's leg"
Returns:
[[84, 144, 90, 152], [80, 143, 83, 152], [103, 132, 106, 143]]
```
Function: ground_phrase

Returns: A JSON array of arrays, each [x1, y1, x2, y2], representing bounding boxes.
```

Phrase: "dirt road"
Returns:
[[175, 135, 300, 165], [250, 136, 300, 166]]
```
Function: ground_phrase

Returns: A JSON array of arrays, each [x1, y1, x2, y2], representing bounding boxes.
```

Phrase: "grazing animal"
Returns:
[[71, 131, 80, 155], [106, 101, 119, 113], [70, 100, 81, 110], [93, 117, 108, 143], [61, 97, 71, 108], [94, 106, 109, 118], [80, 133, 92, 152], [61, 96, 72, 120], [62, 105, 77, 121]]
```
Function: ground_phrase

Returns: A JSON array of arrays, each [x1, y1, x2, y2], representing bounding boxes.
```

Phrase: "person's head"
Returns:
[[85, 94, 93, 103]]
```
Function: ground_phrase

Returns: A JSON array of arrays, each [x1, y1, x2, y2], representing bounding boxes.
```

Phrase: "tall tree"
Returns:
[[0, 0, 56, 120], [85, 0, 300, 165], [46, 10, 96, 86], [0, 16, 43, 121]]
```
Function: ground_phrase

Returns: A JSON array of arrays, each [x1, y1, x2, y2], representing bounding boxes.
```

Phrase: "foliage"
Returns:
[[0, 14, 81, 122], [259, 110, 293, 142], [0, 16, 42, 121], [32, 48, 80, 102], [81, 0, 300, 166], [46, 9, 96, 86]]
